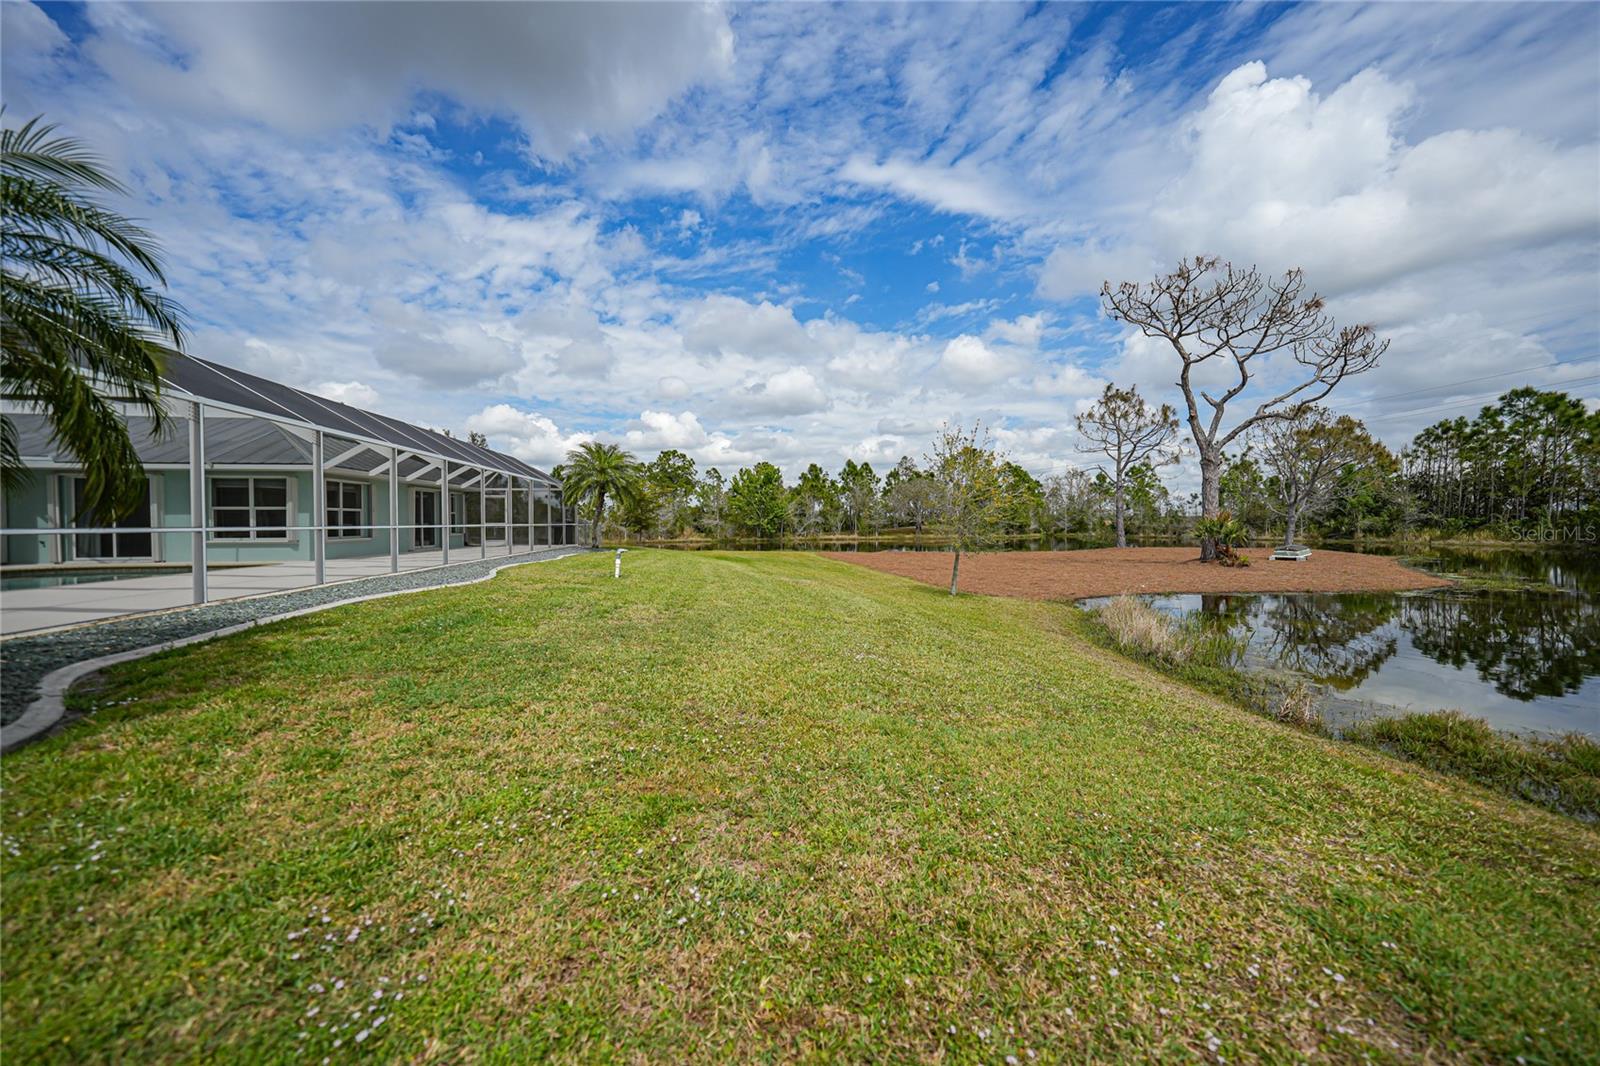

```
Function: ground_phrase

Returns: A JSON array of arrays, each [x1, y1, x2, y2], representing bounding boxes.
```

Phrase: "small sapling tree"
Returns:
[[927, 421, 1008, 595]]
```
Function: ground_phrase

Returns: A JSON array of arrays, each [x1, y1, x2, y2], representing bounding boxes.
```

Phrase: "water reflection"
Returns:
[[1401, 589, 1599, 702], [1120, 548, 1600, 738]]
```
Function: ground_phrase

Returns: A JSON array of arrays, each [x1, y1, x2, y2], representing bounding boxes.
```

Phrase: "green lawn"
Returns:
[[2, 550, 1596, 1063]]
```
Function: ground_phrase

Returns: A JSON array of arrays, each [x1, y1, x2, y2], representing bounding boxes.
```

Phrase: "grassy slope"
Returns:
[[1, 551, 1596, 1064]]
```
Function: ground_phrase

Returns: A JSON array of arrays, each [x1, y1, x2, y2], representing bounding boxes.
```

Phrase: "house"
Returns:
[[0, 350, 575, 634]]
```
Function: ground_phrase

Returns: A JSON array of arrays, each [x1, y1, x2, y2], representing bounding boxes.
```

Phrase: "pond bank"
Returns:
[[4, 550, 1596, 1061], [1076, 592, 1599, 821], [824, 546, 1452, 599]]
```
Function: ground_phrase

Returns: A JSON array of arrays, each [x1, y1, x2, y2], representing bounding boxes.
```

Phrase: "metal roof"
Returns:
[[158, 350, 559, 486], [10, 413, 306, 466]]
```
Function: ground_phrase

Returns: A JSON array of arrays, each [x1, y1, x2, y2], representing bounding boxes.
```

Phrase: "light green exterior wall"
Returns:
[[3, 468, 562, 566], [0, 474, 53, 564]]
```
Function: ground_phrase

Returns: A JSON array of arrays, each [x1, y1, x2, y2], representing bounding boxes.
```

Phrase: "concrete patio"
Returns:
[[0, 544, 554, 636]]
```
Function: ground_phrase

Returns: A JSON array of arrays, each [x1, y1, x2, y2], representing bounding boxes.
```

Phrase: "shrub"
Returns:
[[1195, 511, 1250, 565], [1096, 595, 1187, 662], [1272, 682, 1322, 731], [1344, 711, 1600, 822]]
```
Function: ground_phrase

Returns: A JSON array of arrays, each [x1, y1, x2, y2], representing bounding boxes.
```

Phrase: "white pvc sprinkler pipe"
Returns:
[[614, 547, 628, 578]]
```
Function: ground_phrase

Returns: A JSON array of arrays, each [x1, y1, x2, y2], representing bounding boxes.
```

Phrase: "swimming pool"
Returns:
[[0, 568, 175, 591]]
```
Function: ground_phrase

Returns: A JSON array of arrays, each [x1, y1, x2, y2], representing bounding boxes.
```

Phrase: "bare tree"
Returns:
[[1076, 384, 1180, 548], [1102, 257, 1388, 558], [1256, 407, 1390, 547]]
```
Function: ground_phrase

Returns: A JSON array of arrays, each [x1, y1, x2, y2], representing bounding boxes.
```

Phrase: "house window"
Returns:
[[211, 476, 289, 540], [326, 479, 370, 538], [69, 476, 156, 558], [450, 491, 465, 535]]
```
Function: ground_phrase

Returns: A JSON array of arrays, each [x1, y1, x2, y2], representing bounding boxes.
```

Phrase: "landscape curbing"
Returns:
[[0, 547, 592, 755]]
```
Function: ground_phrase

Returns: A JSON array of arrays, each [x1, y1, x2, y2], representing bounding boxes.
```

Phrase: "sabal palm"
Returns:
[[560, 441, 643, 547], [2, 113, 184, 518]]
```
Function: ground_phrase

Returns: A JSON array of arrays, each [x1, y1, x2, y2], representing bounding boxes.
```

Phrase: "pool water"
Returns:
[[0, 568, 174, 591]]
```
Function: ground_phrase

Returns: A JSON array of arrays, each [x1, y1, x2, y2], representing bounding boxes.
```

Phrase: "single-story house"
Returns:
[[2, 349, 575, 585]]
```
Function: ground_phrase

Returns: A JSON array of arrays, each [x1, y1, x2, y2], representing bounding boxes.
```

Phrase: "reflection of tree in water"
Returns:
[[1400, 590, 1600, 701], [1429, 547, 1600, 598], [1253, 593, 1400, 689], [1190, 593, 1398, 688]]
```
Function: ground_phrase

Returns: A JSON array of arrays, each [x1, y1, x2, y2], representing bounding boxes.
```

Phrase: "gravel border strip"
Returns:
[[0, 547, 591, 753]]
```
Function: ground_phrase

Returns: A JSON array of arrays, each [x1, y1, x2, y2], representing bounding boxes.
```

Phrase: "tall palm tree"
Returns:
[[2, 113, 184, 519], [560, 441, 643, 547]]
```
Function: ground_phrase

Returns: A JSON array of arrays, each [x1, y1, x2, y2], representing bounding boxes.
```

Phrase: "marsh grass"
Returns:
[[1344, 711, 1600, 822], [2, 552, 1597, 1063], [1093, 595, 1244, 669], [1086, 595, 1276, 726]]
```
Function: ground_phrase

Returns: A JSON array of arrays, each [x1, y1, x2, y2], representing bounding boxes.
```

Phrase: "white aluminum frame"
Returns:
[[2, 392, 575, 622]]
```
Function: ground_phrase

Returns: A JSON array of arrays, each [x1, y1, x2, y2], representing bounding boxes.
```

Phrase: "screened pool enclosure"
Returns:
[[1, 351, 579, 635]]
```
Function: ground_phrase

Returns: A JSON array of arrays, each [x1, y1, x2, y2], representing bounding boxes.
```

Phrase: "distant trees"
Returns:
[[998, 462, 1047, 533], [1256, 407, 1392, 547], [1076, 384, 1180, 547], [1219, 451, 1273, 538], [1098, 463, 1183, 538], [695, 467, 729, 538], [560, 441, 643, 548], [927, 422, 1009, 594], [578, 385, 1591, 548], [790, 462, 842, 536], [1102, 257, 1387, 559], [1404, 388, 1600, 533], [727, 462, 788, 539], [1043, 469, 1104, 533], [648, 448, 698, 535], [883, 456, 938, 540], [838, 459, 880, 534]]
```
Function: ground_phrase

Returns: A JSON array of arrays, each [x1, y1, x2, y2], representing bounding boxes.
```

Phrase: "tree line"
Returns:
[[561, 382, 1598, 551], [556, 438, 1190, 545]]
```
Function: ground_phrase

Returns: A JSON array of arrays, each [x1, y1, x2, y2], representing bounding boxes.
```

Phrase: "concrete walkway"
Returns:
[[0, 546, 590, 741]]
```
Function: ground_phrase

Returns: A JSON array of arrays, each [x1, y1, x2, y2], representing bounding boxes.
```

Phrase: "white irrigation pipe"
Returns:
[[1, 549, 589, 755]]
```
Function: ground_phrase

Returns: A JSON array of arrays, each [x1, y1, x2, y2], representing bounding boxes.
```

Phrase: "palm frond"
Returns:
[[0, 112, 183, 518]]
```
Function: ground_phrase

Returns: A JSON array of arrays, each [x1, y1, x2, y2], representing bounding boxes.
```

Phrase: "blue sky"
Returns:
[[3, 1, 1597, 481]]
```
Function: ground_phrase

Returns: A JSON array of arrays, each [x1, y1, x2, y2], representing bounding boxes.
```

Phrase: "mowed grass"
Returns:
[[2, 551, 1597, 1064]]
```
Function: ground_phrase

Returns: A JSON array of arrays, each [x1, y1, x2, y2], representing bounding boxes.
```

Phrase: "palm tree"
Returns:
[[2, 113, 184, 519], [560, 441, 643, 547]]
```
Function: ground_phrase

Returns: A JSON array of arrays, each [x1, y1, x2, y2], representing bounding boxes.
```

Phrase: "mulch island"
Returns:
[[823, 546, 1452, 600]]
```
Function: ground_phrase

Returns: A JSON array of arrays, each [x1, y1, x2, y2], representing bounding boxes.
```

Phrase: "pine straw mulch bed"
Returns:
[[821, 546, 1452, 600]]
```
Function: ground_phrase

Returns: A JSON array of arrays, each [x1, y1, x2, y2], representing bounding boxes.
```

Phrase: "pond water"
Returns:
[[1092, 548, 1599, 739]]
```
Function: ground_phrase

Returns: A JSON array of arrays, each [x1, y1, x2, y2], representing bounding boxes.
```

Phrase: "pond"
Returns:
[[1098, 547, 1599, 739]]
